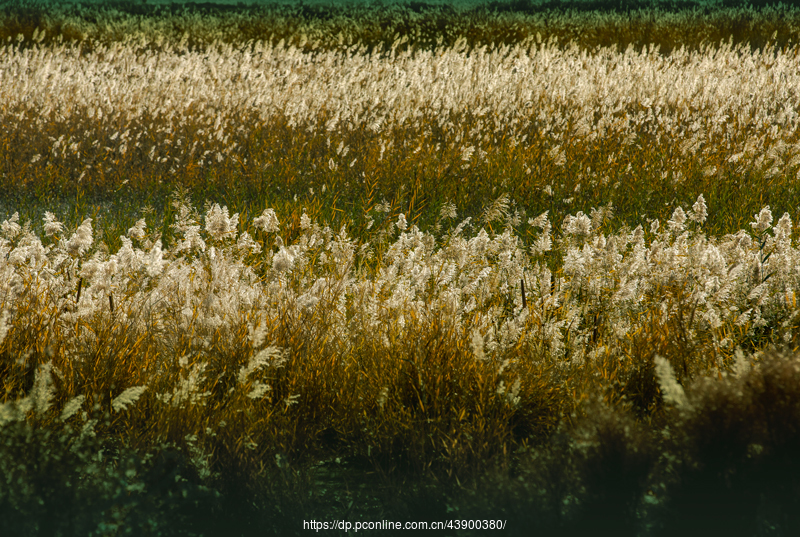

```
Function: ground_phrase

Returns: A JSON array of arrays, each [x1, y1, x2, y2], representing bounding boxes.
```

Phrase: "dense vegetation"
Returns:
[[2, 0, 800, 535]]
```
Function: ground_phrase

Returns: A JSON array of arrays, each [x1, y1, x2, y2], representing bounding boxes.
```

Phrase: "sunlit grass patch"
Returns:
[[1, 189, 800, 531]]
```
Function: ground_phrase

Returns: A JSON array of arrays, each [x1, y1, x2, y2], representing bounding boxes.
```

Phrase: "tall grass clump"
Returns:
[[458, 348, 800, 537], [644, 348, 800, 537], [3, 1, 800, 246], [2, 191, 800, 532]]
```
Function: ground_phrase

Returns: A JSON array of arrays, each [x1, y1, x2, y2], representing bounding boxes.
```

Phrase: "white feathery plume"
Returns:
[[254, 208, 280, 233], [65, 218, 93, 257], [60, 395, 86, 421], [238, 346, 285, 385], [43, 212, 64, 237], [397, 213, 408, 232], [1, 212, 20, 240], [112, 386, 147, 413], [272, 246, 295, 273], [0, 309, 9, 347], [205, 204, 239, 241], [471, 328, 487, 361], [654, 356, 690, 410], [751, 206, 773, 235], [667, 207, 687, 233], [127, 218, 147, 240], [563, 212, 592, 237], [31, 362, 55, 415], [689, 194, 707, 224], [439, 202, 457, 221]]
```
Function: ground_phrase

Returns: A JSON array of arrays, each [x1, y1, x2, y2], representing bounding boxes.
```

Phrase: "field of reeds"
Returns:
[[4, 0, 800, 534]]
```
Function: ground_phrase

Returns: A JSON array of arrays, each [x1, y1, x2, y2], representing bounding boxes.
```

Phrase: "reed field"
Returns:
[[4, 0, 800, 534]]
